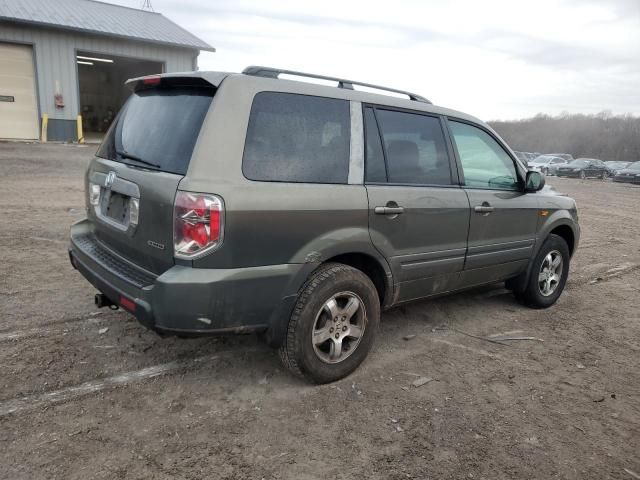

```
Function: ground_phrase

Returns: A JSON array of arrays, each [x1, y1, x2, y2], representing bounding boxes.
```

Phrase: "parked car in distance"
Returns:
[[68, 66, 580, 384], [612, 161, 640, 184], [548, 153, 574, 162], [529, 155, 568, 176], [514, 151, 529, 166], [605, 161, 632, 175], [556, 158, 611, 179], [528, 152, 541, 161], [513, 151, 541, 166]]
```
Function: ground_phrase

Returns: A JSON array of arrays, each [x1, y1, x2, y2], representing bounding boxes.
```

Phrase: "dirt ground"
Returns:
[[0, 142, 638, 480]]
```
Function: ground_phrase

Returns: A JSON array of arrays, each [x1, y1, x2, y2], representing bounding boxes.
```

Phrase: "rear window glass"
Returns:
[[97, 86, 214, 175], [242, 92, 350, 184]]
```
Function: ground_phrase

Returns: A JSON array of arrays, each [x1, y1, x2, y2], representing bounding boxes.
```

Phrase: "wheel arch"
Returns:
[[323, 251, 393, 308], [264, 244, 394, 348], [508, 214, 579, 294], [549, 224, 576, 257], [539, 212, 579, 258], [287, 227, 394, 307]]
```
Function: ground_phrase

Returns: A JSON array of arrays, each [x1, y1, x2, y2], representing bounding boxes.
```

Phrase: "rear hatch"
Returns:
[[87, 77, 216, 275]]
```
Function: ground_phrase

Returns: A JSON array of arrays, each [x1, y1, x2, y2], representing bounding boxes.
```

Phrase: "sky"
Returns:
[[111, 0, 640, 121]]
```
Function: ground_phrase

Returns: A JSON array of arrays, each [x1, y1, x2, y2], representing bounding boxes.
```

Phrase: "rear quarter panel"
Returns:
[[179, 74, 374, 270]]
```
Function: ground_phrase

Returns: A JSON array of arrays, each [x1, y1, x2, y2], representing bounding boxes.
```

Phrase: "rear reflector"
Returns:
[[174, 191, 224, 259], [120, 296, 136, 312]]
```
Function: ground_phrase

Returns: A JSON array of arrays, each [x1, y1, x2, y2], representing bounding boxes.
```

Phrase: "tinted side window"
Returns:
[[364, 107, 386, 183], [243, 92, 350, 184], [375, 109, 452, 185], [449, 121, 519, 190]]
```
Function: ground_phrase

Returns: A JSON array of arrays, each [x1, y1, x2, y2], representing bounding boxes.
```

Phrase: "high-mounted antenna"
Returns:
[[141, 0, 154, 11]]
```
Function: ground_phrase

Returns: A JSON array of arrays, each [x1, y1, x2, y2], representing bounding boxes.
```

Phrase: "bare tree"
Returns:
[[489, 112, 640, 162]]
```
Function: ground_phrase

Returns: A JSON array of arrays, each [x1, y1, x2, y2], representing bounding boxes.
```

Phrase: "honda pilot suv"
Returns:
[[69, 67, 580, 384]]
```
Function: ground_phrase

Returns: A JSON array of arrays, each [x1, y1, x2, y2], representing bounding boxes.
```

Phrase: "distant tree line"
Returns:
[[489, 112, 640, 162]]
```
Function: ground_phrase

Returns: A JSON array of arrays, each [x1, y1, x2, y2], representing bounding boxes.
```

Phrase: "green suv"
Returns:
[[69, 67, 580, 383]]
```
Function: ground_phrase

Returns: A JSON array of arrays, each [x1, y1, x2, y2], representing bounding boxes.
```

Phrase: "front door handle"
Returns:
[[474, 202, 495, 215], [375, 206, 405, 215]]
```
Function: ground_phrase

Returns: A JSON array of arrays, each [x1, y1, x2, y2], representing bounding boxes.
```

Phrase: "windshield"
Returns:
[[531, 156, 553, 164], [568, 159, 589, 167], [628, 161, 640, 171], [97, 86, 214, 175]]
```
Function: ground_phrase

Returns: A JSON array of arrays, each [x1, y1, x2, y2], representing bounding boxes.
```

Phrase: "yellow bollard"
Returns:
[[76, 115, 84, 144], [41, 114, 48, 142]]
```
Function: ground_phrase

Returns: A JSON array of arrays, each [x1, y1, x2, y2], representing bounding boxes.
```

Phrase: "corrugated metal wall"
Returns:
[[0, 23, 197, 123]]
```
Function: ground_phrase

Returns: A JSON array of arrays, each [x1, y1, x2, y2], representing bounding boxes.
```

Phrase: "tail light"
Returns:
[[89, 182, 101, 206], [174, 191, 224, 259]]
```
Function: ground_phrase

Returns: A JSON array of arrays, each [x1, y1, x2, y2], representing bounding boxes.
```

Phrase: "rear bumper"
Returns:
[[69, 219, 309, 339]]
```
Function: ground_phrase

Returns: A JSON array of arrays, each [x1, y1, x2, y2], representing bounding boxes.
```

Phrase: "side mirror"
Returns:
[[525, 170, 545, 192]]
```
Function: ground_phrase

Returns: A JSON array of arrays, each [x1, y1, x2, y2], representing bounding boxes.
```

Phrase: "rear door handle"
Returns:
[[474, 203, 495, 214], [375, 206, 405, 215]]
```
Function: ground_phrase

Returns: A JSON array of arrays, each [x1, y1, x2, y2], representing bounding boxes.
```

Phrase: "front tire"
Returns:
[[515, 234, 570, 309], [279, 263, 380, 384], [579, 170, 587, 180]]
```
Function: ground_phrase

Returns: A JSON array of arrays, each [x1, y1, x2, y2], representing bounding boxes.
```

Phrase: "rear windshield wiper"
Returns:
[[116, 149, 161, 169]]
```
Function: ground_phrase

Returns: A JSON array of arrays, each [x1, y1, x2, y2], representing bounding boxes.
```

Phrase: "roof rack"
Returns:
[[242, 66, 432, 104]]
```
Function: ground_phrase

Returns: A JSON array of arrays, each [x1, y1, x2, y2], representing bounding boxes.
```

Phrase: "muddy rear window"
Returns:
[[97, 86, 214, 175]]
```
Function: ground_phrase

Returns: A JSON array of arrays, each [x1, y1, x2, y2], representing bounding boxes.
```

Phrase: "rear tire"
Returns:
[[279, 263, 380, 384], [515, 234, 570, 309], [579, 170, 586, 180]]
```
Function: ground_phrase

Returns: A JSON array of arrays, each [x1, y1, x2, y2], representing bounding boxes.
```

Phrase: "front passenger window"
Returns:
[[449, 121, 519, 190]]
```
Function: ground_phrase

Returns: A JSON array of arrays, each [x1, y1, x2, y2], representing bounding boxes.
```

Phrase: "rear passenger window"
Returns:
[[243, 92, 350, 183], [374, 109, 452, 185]]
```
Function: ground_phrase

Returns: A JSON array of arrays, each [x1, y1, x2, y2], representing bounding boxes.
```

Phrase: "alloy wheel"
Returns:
[[311, 291, 367, 364], [538, 250, 563, 297]]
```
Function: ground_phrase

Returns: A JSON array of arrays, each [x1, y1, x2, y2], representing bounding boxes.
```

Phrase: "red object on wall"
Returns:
[[54, 93, 64, 109]]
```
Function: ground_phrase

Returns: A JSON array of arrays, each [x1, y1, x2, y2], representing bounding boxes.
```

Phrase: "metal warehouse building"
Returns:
[[0, 0, 214, 141]]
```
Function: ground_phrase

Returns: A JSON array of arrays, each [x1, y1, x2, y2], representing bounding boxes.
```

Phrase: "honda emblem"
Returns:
[[104, 171, 116, 188]]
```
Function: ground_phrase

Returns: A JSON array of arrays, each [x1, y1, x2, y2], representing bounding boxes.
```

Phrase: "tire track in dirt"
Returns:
[[0, 315, 109, 343], [0, 348, 265, 417]]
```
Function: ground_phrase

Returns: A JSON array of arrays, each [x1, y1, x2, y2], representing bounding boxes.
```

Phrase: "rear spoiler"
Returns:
[[125, 71, 230, 91]]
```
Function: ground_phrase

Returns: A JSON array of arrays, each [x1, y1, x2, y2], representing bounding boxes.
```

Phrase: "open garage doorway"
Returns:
[[77, 51, 163, 142]]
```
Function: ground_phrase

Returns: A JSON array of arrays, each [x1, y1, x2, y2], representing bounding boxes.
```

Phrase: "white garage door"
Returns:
[[0, 43, 39, 140]]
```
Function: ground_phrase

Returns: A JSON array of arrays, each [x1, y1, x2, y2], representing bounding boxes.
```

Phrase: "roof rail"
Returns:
[[242, 66, 432, 104]]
